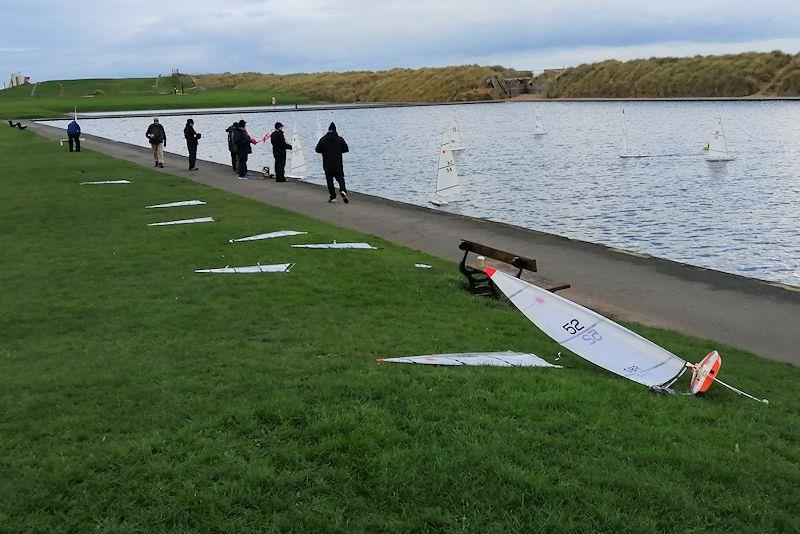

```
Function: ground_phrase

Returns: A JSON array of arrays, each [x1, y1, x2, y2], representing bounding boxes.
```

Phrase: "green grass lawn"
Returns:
[[0, 77, 308, 119], [1, 126, 798, 532]]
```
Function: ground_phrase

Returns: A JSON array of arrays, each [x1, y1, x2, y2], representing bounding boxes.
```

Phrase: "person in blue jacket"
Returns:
[[67, 120, 81, 152]]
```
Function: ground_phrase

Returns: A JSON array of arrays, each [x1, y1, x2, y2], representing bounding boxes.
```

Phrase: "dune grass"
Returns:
[[1, 126, 798, 532]]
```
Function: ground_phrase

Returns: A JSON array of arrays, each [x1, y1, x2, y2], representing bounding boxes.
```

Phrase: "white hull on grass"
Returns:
[[291, 242, 376, 249], [706, 116, 735, 162], [229, 230, 307, 243], [148, 216, 214, 226], [146, 200, 206, 209], [81, 180, 130, 185], [196, 263, 294, 274], [378, 351, 561, 367]]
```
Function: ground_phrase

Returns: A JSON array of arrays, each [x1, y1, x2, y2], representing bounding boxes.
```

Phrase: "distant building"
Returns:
[[9, 73, 30, 87]]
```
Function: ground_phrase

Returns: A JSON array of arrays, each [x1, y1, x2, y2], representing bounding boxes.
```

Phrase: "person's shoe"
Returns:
[[158, 163, 164, 168], [154, 163, 159, 167], [190, 167, 199, 171], [238, 175, 248, 180], [328, 197, 337, 203], [341, 191, 349, 204]]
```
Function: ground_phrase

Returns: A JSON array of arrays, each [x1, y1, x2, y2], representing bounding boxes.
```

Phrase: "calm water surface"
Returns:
[[45, 101, 800, 285]]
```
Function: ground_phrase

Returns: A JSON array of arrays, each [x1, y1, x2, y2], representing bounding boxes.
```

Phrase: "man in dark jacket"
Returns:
[[225, 123, 238, 172], [184, 119, 201, 171], [270, 122, 292, 182], [315, 122, 350, 203], [232, 119, 254, 179], [145, 118, 166, 167], [66, 119, 81, 152]]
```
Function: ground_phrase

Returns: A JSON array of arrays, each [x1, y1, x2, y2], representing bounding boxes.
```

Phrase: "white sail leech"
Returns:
[[81, 180, 131, 185], [485, 267, 687, 387], [378, 351, 562, 367], [196, 263, 294, 274], [229, 230, 308, 243], [291, 242, 376, 249], [706, 116, 735, 162], [148, 216, 215, 226], [286, 132, 309, 179], [146, 200, 206, 208]]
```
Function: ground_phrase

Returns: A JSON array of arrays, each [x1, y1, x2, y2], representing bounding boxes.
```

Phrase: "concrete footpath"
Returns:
[[29, 122, 800, 366]]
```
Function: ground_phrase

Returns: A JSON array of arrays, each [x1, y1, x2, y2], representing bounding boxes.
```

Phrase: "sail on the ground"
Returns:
[[378, 351, 562, 367], [81, 180, 130, 185], [291, 242, 376, 249], [148, 216, 214, 226], [485, 267, 688, 387], [431, 139, 460, 205], [229, 230, 307, 243], [706, 116, 734, 162], [196, 263, 294, 274], [287, 132, 308, 178], [146, 200, 206, 208]]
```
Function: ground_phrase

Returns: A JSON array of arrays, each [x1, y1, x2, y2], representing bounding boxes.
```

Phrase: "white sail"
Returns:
[[229, 230, 307, 243], [315, 114, 323, 141], [431, 141, 460, 206], [148, 216, 214, 226], [706, 116, 734, 162], [146, 200, 206, 208], [486, 267, 687, 387], [619, 110, 647, 158], [81, 180, 130, 185], [287, 132, 308, 178], [291, 242, 376, 249], [533, 103, 546, 136], [442, 118, 465, 151], [379, 351, 562, 367], [196, 263, 294, 274]]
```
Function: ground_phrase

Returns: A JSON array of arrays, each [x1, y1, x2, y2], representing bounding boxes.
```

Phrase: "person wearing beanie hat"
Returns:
[[315, 122, 350, 203], [183, 119, 201, 171], [270, 121, 292, 182]]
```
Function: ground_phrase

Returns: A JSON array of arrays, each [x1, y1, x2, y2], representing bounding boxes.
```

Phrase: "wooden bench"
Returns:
[[458, 239, 571, 295]]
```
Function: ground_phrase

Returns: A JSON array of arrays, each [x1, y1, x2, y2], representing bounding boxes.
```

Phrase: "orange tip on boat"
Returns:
[[690, 350, 722, 395]]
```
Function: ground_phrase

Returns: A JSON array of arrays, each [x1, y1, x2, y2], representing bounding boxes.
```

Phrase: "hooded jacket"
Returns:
[[315, 131, 349, 176], [233, 127, 252, 155]]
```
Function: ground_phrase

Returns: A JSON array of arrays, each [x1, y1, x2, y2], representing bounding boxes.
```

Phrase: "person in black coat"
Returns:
[[232, 119, 253, 179], [145, 118, 166, 167], [225, 122, 238, 172], [183, 119, 201, 171], [270, 122, 292, 182], [315, 122, 350, 203]]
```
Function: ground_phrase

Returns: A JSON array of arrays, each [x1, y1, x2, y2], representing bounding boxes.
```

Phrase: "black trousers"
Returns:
[[237, 153, 249, 177], [325, 172, 346, 198], [274, 152, 286, 181], [230, 152, 237, 171], [68, 134, 80, 152], [187, 143, 197, 168]]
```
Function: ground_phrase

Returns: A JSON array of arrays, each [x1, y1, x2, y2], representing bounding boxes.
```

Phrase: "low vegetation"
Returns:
[[1, 126, 799, 531], [536, 50, 800, 98]]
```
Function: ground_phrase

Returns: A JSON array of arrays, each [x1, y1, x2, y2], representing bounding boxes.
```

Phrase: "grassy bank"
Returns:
[[536, 51, 800, 98], [1, 126, 799, 531]]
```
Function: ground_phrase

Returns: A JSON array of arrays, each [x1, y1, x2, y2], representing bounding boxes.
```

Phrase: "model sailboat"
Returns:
[[430, 134, 460, 206], [706, 116, 735, 162], [442, 117, 465, 153], [485, 267, 768, 402], [619, 110, 646, 158], [286, 132, 309, 179], [533, 103, 546, 136]]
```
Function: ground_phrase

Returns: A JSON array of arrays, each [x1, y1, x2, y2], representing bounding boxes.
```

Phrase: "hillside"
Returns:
[[534, 51, 800, 98]]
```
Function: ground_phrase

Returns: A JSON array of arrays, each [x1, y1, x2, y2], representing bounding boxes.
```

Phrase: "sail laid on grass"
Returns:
[[196, 263, 294, 274], [148, 216, 214, 226], [229, 230, 307, 243], [146, 200, 206, 209], [378, 351, 561, 367], [81, 180, 130, 185], [291, 242, 376, 249]]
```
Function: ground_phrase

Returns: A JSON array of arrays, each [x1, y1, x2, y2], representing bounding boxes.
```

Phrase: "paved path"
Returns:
[[28, 122, 800, 365]]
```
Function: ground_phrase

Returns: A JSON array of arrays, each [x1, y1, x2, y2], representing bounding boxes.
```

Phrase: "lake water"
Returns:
[[44, 101, 800, 286]]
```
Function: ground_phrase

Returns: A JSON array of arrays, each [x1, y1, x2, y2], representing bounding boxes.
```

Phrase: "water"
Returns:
[[44, 100, 800, 286]]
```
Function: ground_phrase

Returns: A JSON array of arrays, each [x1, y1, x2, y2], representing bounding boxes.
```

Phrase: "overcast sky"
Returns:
[[2, 0, 800, 81]]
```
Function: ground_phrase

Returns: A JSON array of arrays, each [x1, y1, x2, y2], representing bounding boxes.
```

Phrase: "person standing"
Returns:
[[270, 122, 292, 182], [66, 119, 81, 152], [315, 122, 350, 203], [145, 118, 166, 168], [232, 119, 254, 179], [183, 119, 201, 171], [225, 122, 238, 172]]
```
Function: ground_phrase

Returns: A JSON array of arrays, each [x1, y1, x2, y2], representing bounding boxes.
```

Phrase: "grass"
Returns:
[[1, 125, 799, 532]]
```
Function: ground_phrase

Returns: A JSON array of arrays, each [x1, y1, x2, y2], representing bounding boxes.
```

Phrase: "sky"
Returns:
[[2, 0, 800, 81]]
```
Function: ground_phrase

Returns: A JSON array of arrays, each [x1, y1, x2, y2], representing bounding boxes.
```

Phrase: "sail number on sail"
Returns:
[[563, 319, 603, 345]]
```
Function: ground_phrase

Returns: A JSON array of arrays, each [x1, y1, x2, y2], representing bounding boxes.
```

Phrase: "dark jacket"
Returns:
[[146, 123, 166, 146], [184, 124, 200, 146], [226, 126, 236, 153], [233, 128, 252, 155], [67, 121, 80, 136], [315, 131, 349, 176], [270, 129, 292, 156]]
